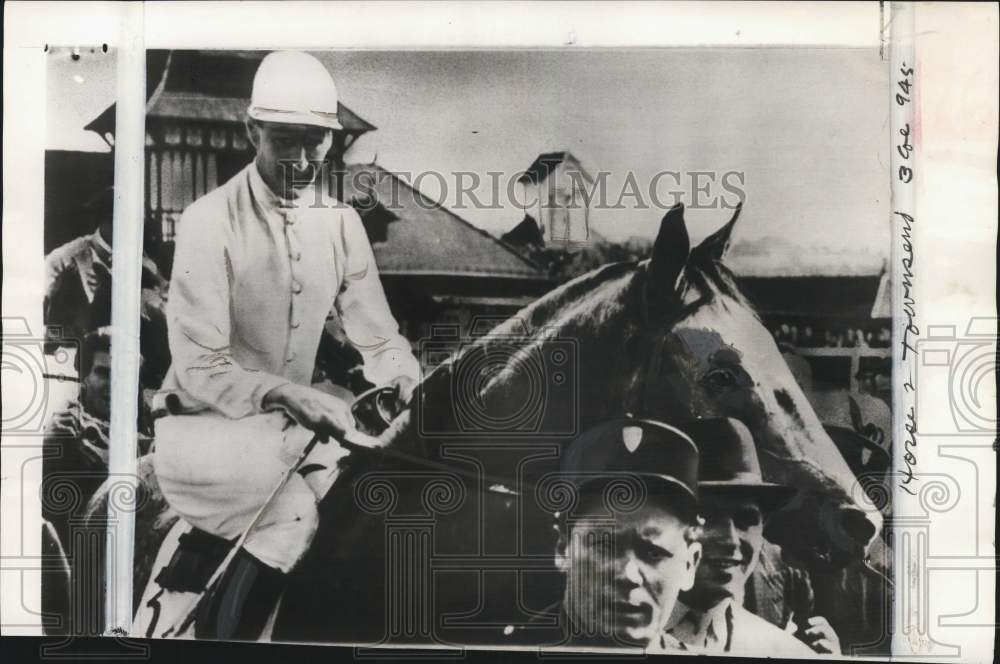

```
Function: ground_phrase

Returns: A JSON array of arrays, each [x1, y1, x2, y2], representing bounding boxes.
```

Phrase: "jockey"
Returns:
[[664, 418, 827, 655], [502, 418, 702, 652], [151, 51, 420, 640]]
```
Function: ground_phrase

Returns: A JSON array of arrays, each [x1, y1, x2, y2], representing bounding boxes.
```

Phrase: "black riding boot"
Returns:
[[195, 549, 285, 641]]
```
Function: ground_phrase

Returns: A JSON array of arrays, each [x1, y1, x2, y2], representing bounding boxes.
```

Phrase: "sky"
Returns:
[[46, 46, 117, 153], [48, 47, 890, 276]]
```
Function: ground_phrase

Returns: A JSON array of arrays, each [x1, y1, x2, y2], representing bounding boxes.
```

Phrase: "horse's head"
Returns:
[[405, 203, 878, 569], [633, 204, 879, 567]]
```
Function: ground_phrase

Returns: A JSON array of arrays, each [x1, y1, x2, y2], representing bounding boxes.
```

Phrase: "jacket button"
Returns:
[[291, 319, 301, 329], [291, 280, 303, 294]]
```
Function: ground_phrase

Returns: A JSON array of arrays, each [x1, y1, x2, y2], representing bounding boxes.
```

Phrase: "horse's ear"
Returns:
[[693, 202, 742, 263], [648, 203, 690, 297]]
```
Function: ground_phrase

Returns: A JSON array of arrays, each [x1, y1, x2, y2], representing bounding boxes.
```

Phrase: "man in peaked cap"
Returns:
[[151, 51, 420, 640], [664, 417, 820, 656], [504, 418, 703, 652]]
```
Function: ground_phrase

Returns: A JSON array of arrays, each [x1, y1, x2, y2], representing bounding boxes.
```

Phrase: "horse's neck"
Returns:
[[394, 264, 646, 447]]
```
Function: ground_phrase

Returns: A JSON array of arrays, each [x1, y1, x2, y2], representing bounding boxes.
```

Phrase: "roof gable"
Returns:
[[501, 215, 545, 248], [517, 151, 593, 185], [343, 163, 549, 281]]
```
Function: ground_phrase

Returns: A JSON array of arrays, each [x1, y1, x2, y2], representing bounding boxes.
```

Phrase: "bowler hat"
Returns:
[[807, 389, 891, 477], [559, 418, 699, 519], [684, 418, 795, 513]]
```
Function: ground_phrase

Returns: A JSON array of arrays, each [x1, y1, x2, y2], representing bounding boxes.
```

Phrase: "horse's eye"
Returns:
[[701, 367, 745, 392]]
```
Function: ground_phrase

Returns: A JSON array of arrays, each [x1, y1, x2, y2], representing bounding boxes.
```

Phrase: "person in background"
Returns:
[[665, 418, 836, 655], [45, 189, 116, 350], [744, 539, 820, 641], [44, 186, 172, 393], [44, 188, 169, 353], [42, 328, 123, 553]]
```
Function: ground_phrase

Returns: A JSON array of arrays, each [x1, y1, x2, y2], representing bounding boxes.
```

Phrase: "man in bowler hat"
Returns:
[[664, 417, 829, 655]]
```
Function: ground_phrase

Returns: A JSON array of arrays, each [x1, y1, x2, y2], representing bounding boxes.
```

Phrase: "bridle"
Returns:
[[629, 266, 710, 424]]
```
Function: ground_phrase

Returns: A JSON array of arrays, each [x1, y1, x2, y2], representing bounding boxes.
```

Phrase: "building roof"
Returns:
[[142, 91, 374, 131], [869, 269, 890, 319], [517, 151, 594, 185], [84, 50, 376, 139], [342, 163, 550, 281], [736, 275, 885, 320], [501, 214, 545, 248]]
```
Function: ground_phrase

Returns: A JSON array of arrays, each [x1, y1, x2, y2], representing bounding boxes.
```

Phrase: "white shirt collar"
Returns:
[[666, 597, 735, 651], [89, 227, 112, 260]]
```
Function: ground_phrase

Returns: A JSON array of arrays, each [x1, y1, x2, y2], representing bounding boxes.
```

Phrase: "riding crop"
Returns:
[[170, 428, 331, 635]]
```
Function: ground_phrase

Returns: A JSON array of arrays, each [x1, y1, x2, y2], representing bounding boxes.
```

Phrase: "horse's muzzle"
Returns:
[[839, 506, 877, 548], [766, 501, 877, 568]]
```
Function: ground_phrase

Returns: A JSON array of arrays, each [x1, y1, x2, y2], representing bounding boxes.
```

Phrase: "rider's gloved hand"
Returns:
[[788, 614, 842, 654], [262, 383, 358, 442], [801, 616, 841, 654], [387, 375, 417, 408]]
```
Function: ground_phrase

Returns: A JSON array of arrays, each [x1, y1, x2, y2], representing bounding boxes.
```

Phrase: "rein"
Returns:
[[339, 433, 523, 494]]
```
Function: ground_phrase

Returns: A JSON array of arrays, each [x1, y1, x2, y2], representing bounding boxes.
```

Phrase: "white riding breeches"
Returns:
[[152, 411, 349, 573]]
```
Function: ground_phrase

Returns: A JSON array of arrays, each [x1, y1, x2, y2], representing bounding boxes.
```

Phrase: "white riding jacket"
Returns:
[[157, 161, 420, 419]]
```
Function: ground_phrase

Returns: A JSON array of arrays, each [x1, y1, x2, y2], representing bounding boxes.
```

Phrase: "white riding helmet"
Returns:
[[247, 51, 343, 131]]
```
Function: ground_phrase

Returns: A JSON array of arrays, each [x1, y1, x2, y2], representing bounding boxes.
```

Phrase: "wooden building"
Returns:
[[738, 272, 891, 398], [516, 151, 594, 248]]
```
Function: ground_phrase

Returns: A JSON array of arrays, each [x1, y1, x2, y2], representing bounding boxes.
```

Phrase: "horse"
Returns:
[[96, 203, 886, 648]]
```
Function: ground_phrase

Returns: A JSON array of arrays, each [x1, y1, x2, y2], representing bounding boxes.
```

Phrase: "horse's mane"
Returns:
[[682, 250, 759, 319], [384, 248, 757, 462], [490, 260, 640, 337], [404, 261, 638, 406], [417, 245, 759, 402]]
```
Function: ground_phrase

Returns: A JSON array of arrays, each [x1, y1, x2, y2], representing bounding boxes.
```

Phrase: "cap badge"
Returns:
[[622, 426, 643, 453]]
